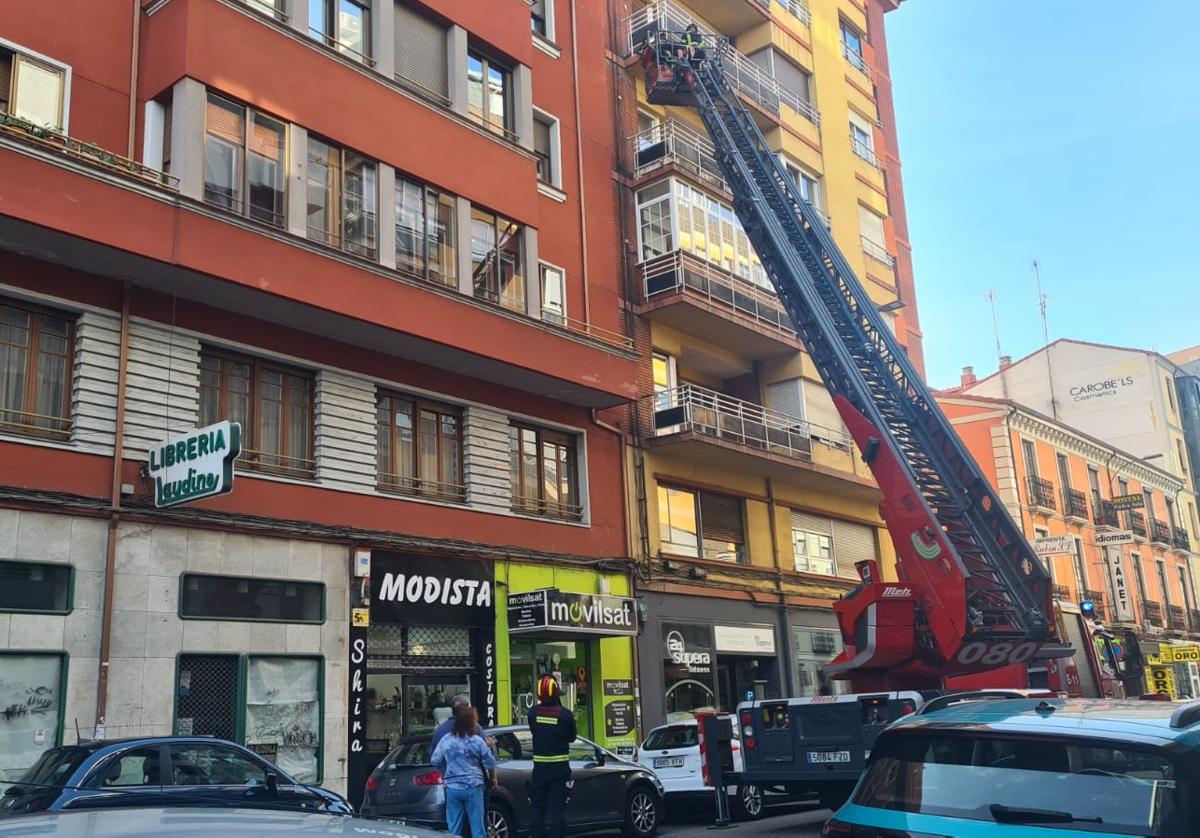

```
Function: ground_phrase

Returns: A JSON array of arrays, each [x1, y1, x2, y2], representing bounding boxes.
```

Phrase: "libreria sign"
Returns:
[[147, 421, 242, 508]]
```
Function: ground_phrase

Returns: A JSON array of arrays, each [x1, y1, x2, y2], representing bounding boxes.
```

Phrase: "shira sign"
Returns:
[[147, 421, 242, 508]]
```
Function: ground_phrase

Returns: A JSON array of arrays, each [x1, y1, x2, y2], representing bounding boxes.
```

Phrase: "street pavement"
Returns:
[[659, 800, 832, 837]]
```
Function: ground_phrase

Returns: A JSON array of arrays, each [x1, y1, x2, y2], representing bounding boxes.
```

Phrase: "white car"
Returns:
[[636, 718, 765, 820]]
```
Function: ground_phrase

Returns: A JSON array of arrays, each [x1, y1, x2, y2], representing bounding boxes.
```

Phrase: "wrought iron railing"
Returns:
[[1063, 488, 1089, 519], [860, 236, 896, 268], [1174, 526, 1192, 551], [1129, 510, 1147, 538], [1142, 599, 1163, 626], [632, 120, 727, 191], [1083, 590, 1106, 619], [640, 250, 795, 339], [1168, 604, 1188, 631], [512, 495, 583, 522], [645, 383, 852, 461], [1151, 519, 1172, 545], [1052, 584, 1071, 600], [1026, 476, 1057, 510], [1092, 493, 1118, 527], [377, 472, 466, 503], [238, 447, 316, 479], [625, 1, 822, 125]]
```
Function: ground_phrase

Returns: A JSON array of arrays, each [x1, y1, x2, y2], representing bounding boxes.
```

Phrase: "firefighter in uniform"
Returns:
[[527, 674, 576, 838]]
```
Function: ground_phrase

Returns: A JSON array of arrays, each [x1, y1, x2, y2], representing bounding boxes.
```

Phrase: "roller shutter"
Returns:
[[395, 2, 448, 100]]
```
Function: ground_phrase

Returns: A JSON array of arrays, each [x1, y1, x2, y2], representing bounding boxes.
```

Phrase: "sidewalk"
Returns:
[[660, 801, 831, 836]]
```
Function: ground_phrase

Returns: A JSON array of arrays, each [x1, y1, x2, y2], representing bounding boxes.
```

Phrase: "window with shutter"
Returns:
[[858, 204, 885, 249], [394, 3, 448, 101], [831, 519, 876, 580], [767, 379, 805, 422], [698, 491, 744, 563], [801, 379, 843, 439]]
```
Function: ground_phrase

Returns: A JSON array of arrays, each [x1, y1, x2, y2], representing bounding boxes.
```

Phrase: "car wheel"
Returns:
[[485, 803, 513, 838], [732, 782, 764, 821], [623, 786, 660, 838]]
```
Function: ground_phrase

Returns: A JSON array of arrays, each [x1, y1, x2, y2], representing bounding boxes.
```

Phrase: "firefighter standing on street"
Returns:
[[527, 674, 576, 838]]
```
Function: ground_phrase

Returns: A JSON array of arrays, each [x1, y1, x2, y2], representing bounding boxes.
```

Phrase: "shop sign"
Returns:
[[371, 552, 495, 628], [1096, 530, 1135, 547], [1158, 643, 1200, 664], [147, 421, 241, 508], [1147, 665, 1177, 698], [664, 626, 712, 675], [1104, 549, 1136, 622], [1033, 536, 1075, 557], [476, 636, 497, 728], [346, 622, 369, 805], [714, 624, 777, 655], [1110, 494, 1145, 511], [351, 608, 369, 627], [603, 679, 633, 697], [506, 589, 639, 636], [605, 700, 634, 737]]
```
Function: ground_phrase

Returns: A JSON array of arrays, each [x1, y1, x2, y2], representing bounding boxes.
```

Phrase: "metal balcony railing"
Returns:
[[860, 236, 896, 268], [1083, 590, 1106, 616], [779, 0, 812, 26], [1192, 609, 1200, 632], [1092, 493, 1119, 528], [1142, 599, 1163, 626], [646, 383, 852, 461], [640, 250, 795, 338], [1062, 488, 1089, 520], [1151, 519, 1172, 545], [1174, 526, 1192, 551], [625, 1, 821, 125], [850, 135, 882, 169], [1129, 511, 1147, 538], [841, 42, 873, 80], [1052, 584, 1071, 600], [1026, 476, 1057, 511], [633, 120, 727, 191], [1168, 604, 1188, 631]]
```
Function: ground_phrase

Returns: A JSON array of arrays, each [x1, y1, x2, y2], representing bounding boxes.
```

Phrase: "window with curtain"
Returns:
[[0, 299, 72, 440], [0, 48, 66, 130], [306, 136, 376, 258], [198, 349, 314, 478], [204, 92, 286, 227], [509, 423, 580, 520], [539, 264, 565, 324], [466, 50, 511, 137], [394, 176, 457, 286], [656, 486, 745, 563], [309, 0, 371, 62], [471, 207, 525, 312], [376, 392, 463, 500]]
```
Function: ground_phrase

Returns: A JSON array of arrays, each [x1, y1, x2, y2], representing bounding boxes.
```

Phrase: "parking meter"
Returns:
[[697, 712, 735, 827]]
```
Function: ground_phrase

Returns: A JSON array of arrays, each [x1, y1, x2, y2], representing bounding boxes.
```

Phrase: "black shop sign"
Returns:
[[605, 700, 634, 737], [370, 551, 494, 627]]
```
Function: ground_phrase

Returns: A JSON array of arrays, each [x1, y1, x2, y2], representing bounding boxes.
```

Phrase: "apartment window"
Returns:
[[245, 0, 285, 19], [1131, 553, 1149, 601], [510, 423, 581, 520], [0, 561, 72, 613], [467, 50, 511, 138], [180, 573, 324, 622], [1021, 439, 1039, 477], [1087, 466, 1101, 496], [539, 263, 565, 324], [793, 529, 834, 576], [783, 160, 821, 208], [1156, 561, 1172, 606], [1178, 438, 1190, 476], [0, 47, 66, 130], [0, 299, 73, 440], [394, 176, 457, 286], [1055, 453, 1072, 489], [840, 19, 868, 74], [530, 0, 553, 39], [1118, 477, 1129, 495], [471, 207, 525, 311], [309, 0, 371, 62], [1071, 538, 1088, 597], [1143, 489, 1155, 518], [375, 392, 463, 500], [657, 486, 745, 563], [858, 204, 887, 257], [636, 110, 661, 151], [198, 349, 314, 478], [635, 181, 672, 260], [1179, 566, 1194, 616], [672, 180, 768, 288], [394, 2, 449, 101], [1166, 497, 1177, 526], [1166, 377, 1177, 414], [849, 111, 875, 162], [307, 136, 377, 258], [203, 93, 286, 227], [533, 112, 559, 186]]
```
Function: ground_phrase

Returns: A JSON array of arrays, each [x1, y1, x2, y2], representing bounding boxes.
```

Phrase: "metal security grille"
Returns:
[[175, 654, 239, 740], [367, 625, 473, 671]]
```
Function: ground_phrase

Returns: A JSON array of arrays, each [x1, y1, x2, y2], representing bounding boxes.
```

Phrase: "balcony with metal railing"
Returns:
[[1026, 476, 1057, 512], [637, 249, 802, 358], [625, 1, 821, 126], [1142, 599, 1164, 627], [633, 120, 728, 192], [1168, 604, 1188, 632], [860, 236, 896, 269], [1174, 526, 1192, 552], [842, 42, 873, 80], [643, 384, 869, 488], [850, 135, 883, 170], [1083, 590, 1106, 619], [1092, 493, 1119, 528], [778, 0, 812, 27], [1052, 584, 1071, 600], [1151, 518, 1172, 546], [1129, 510, 1147, 538], [1063, 488, 1090, 521]]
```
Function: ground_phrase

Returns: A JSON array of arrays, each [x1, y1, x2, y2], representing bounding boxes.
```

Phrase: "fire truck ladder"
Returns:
[[682, 48, 1053, 660]]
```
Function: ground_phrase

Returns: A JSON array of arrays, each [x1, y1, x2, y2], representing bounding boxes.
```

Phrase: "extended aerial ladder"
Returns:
[[637, 33, 1068, 691]]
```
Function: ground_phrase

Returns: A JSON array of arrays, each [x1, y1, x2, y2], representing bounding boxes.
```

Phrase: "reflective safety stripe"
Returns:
[[533, 754, 571, 763], [536, 716, 560, 725]]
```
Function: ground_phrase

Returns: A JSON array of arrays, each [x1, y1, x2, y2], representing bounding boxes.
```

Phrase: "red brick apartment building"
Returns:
[[0, 0, 641, 797]]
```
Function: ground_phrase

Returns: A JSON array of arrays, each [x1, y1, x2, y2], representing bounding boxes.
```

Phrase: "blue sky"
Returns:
[[885, 2, 1200, 388]]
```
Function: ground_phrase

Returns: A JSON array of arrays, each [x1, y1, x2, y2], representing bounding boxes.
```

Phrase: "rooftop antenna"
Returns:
[[986, 289, 1009, 398], [1033, 259, 1059, 418]]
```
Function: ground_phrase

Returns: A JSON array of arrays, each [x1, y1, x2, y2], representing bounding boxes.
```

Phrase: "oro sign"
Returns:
[[147, 421, 241, 508]]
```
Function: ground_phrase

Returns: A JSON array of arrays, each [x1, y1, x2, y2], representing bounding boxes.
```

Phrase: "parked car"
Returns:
[[360, 725, 664, 837], [634, 718, 766, 821], [0, 737, 350, 817], [0, 806, 434, 836], [824, 697, 1200, 837]]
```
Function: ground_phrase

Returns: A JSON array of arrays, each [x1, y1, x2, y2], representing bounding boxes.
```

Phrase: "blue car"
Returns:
[[825, 697, 1199, 837], [0, 736, 351, 817]]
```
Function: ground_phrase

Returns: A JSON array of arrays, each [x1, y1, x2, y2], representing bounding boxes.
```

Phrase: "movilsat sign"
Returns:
[[147, 421, 241, 508]]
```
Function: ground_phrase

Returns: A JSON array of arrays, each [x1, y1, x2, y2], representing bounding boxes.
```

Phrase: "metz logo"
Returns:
[[881, 586, 912, 598]]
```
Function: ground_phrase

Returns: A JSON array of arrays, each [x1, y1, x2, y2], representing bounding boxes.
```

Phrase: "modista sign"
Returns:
[[147, 421, 241, 508]]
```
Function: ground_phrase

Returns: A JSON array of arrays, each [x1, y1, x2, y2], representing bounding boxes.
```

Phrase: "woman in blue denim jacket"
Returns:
[[430, 704, 496, 836]]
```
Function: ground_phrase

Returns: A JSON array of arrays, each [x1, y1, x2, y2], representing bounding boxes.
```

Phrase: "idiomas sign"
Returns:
[[147, 421, 241, 508]]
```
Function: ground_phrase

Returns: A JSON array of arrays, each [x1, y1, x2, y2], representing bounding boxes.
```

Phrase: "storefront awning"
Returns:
[[507, 589, 639, 637]]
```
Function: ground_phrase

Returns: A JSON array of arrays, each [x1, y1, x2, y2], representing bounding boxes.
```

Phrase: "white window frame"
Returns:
[[538, 261, 566, 325], [531, 107, 562, 190], [530, 0, 556, 43], [793, 528, 835, 576], [0, 36, 72, 133]]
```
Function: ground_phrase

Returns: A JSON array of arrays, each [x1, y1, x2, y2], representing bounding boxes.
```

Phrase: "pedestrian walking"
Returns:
[[527, 675, 576, 838], [430, 704, 496, 837]]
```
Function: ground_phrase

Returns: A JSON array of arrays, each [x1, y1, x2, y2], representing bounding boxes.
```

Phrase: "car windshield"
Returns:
[[17, 747, 89, 790], [643, 726, 698, 750], [855, 731, 1182, 835]]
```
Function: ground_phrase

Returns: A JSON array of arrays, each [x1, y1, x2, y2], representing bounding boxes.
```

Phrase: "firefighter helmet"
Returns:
[[536, 675, 561, 701]]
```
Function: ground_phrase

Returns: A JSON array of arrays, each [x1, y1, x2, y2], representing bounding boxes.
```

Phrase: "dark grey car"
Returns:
[[360, 725, 664, 837]]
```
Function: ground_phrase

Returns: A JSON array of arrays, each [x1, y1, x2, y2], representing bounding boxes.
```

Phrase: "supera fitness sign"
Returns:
[[147, 421, 241, 508]]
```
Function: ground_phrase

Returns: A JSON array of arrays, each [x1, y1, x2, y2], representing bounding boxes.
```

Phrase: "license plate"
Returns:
[[807, 750, 851, 764], [654, 757, 685, 768]]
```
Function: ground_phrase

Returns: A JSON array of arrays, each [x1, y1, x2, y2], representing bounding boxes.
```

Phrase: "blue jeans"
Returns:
[[446, 784, 486, 837]]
